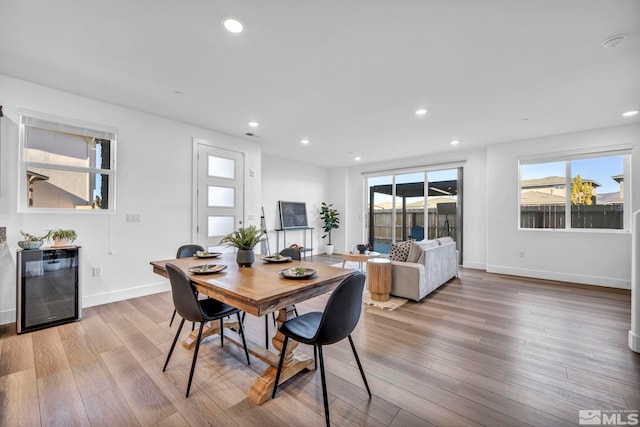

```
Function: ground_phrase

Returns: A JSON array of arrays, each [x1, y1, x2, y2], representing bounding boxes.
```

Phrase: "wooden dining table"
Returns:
[[150, 253, 355, 405]]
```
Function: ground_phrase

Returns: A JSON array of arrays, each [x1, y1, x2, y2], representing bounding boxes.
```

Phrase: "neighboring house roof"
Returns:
[[521, 176, 601, 188], [520, 191, 565, 205], [597, 192, 623, 204], [612, 174, 623, 183]]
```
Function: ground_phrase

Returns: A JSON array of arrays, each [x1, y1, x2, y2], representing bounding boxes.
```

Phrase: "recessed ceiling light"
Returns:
[[174, 90, 183, 95], [450, 140, 460, 145], [223, 18, 243, 33], [602, 34, 626, 49], [622, 110, 639, 117], [301, 139, 310, 145], [415, 108, 428, 116], [248, 121, 259, 128], [355, 156, 361, 161]]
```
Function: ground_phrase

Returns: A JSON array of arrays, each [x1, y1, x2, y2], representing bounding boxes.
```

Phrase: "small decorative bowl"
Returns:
[[18, 240, 44, 250], [356, 244, 368, 254]]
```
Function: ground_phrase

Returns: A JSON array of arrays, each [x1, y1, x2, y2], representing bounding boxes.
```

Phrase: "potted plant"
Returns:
[[219, 225, 266, 267], [18, 230, 46, 250], [319, 202, 340, 255], [47, 228, 77, 247]]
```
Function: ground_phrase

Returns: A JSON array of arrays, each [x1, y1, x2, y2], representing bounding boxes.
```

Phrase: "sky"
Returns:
[[521, 155, 624, 194]]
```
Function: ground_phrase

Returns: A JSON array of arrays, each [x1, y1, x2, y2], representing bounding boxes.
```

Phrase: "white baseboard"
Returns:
[[0, 281, 171, 326], [82, 281, 171, 308], [462, 261, 486, 270], [486, 264, 630, 289], [0, 308, 16, 326], [630, 330, 640, 353]]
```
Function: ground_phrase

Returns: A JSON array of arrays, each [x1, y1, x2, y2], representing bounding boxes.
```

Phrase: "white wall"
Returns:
[[486, 124, 639, 288], [261, 153, 329, 255], [0, 74, 262, 324]]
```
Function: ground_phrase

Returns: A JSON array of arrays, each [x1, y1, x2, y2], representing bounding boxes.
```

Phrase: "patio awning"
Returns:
[[370, 180, 457, 197]]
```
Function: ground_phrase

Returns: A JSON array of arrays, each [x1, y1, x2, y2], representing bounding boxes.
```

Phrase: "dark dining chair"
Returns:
[[163, 263, 250, 397], [256, 247, 302, 349], [271, 272, 371, 426], [170, 244, 205, 328]]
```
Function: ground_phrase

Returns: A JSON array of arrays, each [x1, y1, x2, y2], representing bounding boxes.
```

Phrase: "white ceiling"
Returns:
[[1, 0, 639, 167]]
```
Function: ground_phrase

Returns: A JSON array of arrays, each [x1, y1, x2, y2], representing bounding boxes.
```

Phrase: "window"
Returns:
[[519, 152, 628, 230], [19, 114, 116, 211]]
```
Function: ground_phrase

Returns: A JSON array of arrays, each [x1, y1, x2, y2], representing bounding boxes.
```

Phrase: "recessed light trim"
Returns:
[[248, 121, 259, 128], [622, 110, 639, 117], [301, 139, 310, 145], [415, 108, 428, 116], [223, 18, 243, 33]]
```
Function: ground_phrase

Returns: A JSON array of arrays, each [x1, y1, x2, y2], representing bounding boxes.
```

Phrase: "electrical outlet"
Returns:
[[126, 212, 142, 222], [93, 266, 102, 276]]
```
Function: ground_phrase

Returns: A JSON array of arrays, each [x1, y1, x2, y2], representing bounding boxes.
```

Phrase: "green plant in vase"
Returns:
[[220, 225, 265, 267], [319, 202, 340, 255], [47, 229, 78, 247], [18, 230, 47, 250]]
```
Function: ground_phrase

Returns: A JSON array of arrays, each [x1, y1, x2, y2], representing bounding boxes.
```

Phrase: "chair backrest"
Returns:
[[313, 272, 365, 345], [166, 263, 204, 323], [279, 247, 301, 261], [176, 244, 205, 258], [410, 225, 424, 241]]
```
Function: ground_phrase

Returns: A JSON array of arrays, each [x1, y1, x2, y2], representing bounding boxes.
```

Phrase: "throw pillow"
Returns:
[[406, 240, 439, 263], [389, 240, 413, 262]]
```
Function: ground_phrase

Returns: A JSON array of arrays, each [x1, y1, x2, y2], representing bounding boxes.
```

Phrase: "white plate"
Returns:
[[188, 264, 227, 274], [262, 255, 292, 263], [195, 251, 222, 258], [279, 267, 317, 280]]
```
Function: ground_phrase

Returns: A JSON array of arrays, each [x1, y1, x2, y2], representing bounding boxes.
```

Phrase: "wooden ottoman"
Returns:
[[366, 258, 392, 301]]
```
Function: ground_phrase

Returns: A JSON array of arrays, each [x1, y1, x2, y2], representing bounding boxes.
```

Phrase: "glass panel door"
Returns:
[[196, 142, 244, 251], [427, 169, 458, 240], [366, 167, 462, 262]]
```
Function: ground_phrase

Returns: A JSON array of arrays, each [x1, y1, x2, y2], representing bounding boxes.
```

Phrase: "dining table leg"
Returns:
[[181, 318, 238, 349], [246, 305, 314, 405]]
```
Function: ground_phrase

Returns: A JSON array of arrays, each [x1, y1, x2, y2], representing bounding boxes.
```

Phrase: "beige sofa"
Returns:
[[389, 237, 458, 301]]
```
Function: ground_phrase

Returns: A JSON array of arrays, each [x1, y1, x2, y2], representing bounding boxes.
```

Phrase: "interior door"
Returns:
[[194, 140, 244, 250]]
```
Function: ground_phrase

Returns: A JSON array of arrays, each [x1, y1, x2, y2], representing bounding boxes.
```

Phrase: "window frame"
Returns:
[[518, 149, 631, 233], [18, 111, 117, 213]]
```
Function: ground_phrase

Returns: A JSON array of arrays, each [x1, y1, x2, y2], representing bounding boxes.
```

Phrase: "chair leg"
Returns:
[[348, 335, 371, 398], [220, 318, 224, 347], [163, 318, 185, 371], [264, 315, 269, 349], [293, 305, 299, 317], [236, 312, 251, 365], [169, 309, 177, 327], [313, 345, 318, 369], [186, 322, 205, 398], [271, 336, 289, 399], [317, 346, 330, 427], [191, 322, 195, 331]]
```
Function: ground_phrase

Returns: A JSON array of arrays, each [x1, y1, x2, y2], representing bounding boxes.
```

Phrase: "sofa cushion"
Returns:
[[406, 240, 439, 263], [389, 240, 413, 262]]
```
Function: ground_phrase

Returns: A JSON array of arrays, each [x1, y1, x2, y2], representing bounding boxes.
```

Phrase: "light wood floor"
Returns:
[[1, 255, 639, 426]]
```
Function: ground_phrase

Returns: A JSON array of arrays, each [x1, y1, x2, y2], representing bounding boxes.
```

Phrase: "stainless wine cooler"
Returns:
[[17, 247, 82, 334]]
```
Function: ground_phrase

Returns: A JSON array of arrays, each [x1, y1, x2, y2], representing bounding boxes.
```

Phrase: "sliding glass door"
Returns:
[[366, 167, 462, 262]]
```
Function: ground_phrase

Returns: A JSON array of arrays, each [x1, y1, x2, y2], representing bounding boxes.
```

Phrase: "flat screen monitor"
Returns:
[[278, 201, 308, 229]]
